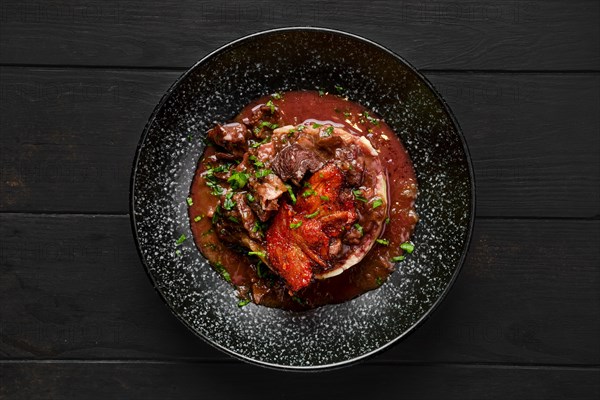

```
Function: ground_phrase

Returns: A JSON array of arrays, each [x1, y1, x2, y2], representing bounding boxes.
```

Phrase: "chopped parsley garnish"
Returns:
[[249, 155, 264, 168], [255, 168, 272, 178], [256, 260, 267, 278], [352, 189, 368, 202], [222, 192, 236, 211], [334, 84, 344, 93], [214, 262, 231, 282], [250, 137, 270, 148], [322, 126, 334, 137], [260, 121, 278, 130], [285, 184, 297, 204], [372, 198, 383, 209], [292, 296, 304, 304], [227, 216, 240, 223], [175, 249, 182, 256], [238, 299, 251, 307], [305, 209, 320, 219], [193, 215, 203, 222], [318, 89, 325, 96], [320, 195, 329, 201], [312, 122, 323, 129], [363, 111, 380, 125], [206, 180, 224, 196], [251, 221, 264, 233], [385, 217, 391, 224], [246, 193, 255, 202], [376, 276, 383, 286], [175, 234, 187, 246], [376, 238, 390, 246], [186, 197, 193, 206], [227, 170, 250, 189], [343, 111, 351, 117], [391, 255, 405, 262], [400, 241, 415, 253], [297, 125, 305, 131], [354, 223, 363, 236], [271, 92, 283, 100], [248, 250, 266, 258], [302, 189, 316, 197], [265, 100, 275, 113], [212, 205, 221, 224], [289, 221, 303, 229]]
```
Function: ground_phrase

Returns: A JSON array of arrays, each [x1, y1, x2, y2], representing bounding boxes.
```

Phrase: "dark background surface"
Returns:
[[1, 1, 598, 399]]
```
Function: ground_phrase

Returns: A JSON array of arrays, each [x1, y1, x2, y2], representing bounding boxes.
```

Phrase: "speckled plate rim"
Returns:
[[130, 26, 476, 371]]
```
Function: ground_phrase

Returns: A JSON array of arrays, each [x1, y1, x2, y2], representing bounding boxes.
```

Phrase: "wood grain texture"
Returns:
[[1, 214, 598, 364], [0, 0, 598, 70], [1, 362, 598, 400], [1, 68, 598, 217]]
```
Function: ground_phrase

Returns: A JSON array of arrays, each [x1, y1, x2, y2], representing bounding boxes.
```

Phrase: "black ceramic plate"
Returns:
[[131, 27, 474, 370]]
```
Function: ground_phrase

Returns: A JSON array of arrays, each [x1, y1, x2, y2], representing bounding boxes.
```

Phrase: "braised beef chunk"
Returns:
[[271, 144, 324, 185], [207, 122, 250, 156], [233, 193, 262, 241]]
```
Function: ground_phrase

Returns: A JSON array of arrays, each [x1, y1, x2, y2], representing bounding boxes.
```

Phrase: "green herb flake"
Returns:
[[391, 255, 405, 262], [271, 92, 283, 100], [227, 216, 240, 223], [265, 99, 275, 113], [334, 84, 344, 93], [320, 195, 329, 201], [354, 223, 363, 236], [222, 192, 236, 211], [186, 197, 193, 206], [376, 238, 390, 246], [246, 193, 255, 202], [237, 298, 251, 307], [372, 198, 383, 209], [400, 241, 415, 254], [249, 155, 264, 168], [292, 296, 304, 305], [211, 205, 221, 224], [318, 89, 325, 96], [256, 260, 267, 278], [175, 234, 187, 246], [343, 111, 351, 117], [312, 122, 323, 129], [289, 221, 303, 229], [352, 189, 368, 202], [227, 170, 249, 190], [297, 125, 305, 131], [285, 184, 297, 204], [322, 126, 334, 137], [248, 250, 267, 258], [376, 276, 383, 286], [214, 262, 231, 282], [385, 217, 391, 224], [260, 121, 278, 130], [255, 169, 272, 179], [305, 210, 320, 219], [193, 215, 203, 223], [175, 249, 182, 256], [302, 189, 316, 198]]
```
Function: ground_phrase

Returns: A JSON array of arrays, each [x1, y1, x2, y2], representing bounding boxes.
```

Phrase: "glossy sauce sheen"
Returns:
[[189, 91, 418, 310]]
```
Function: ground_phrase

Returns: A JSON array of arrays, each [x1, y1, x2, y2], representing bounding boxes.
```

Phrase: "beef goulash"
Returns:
[[188, 90, 418, 310]]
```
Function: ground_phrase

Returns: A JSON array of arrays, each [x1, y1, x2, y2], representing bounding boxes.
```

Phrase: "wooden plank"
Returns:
[[1, 362, 598, 400], [0, 0, 598, 70], [1, 214, 598, 364], [1, 68, 598, 217]]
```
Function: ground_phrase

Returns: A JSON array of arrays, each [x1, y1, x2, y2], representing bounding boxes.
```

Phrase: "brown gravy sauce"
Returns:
[[189, 91, 418, 310]]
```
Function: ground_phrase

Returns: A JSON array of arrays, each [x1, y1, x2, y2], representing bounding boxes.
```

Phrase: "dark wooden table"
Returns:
[[1, 1, 599, 398]]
